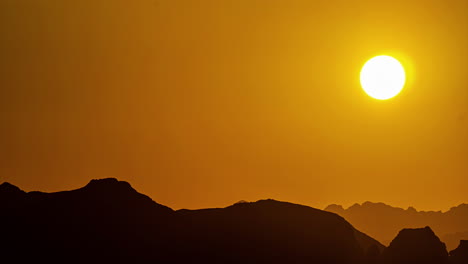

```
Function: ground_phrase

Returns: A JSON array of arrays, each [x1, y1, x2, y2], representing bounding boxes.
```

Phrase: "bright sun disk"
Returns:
[[360, 55, 406, 100]]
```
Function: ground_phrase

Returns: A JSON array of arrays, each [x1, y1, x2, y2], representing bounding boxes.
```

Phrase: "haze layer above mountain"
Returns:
[[325, 202, 468, 250]]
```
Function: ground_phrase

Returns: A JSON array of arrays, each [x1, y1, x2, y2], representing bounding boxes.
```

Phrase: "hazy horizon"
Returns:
[[2, 178, 466, 212]]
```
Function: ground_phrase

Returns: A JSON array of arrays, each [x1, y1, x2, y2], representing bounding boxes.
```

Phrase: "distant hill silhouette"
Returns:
[[0, 178, 383, 264], [325, 202, 468, 250], [449, 240, 468, 264], [382, 226, 448, 264], [443, 231, 468, 253]]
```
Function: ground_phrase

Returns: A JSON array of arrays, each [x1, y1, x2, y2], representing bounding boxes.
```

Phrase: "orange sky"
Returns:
[[1, 0, 467, 211]]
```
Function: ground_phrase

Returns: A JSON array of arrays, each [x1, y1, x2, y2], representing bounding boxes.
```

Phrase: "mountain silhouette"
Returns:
[[449, 240, 468, 264], [325, 202, 468, 250], [442, 231, 468, 252], [0, 182, 26, 205], [382, 226, 449, 264], [0, 178, 384, 264], [176, 199, 384, 263], [0, 178, 177, 263]]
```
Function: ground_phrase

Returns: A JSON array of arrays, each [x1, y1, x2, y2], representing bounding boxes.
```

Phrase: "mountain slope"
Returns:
[[0, 178, 176, 263], [0, 179, 383, 264], [176, 199, 384, 263]]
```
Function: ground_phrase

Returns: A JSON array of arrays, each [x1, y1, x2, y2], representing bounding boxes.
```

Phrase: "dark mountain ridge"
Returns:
[[0, 178, 382, 264], [1, 178, 465, 264], [0, 178, 176, 263]]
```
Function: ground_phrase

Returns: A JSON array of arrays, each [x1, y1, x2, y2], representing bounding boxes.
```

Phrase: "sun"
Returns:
[[360, 55, 406, 100]]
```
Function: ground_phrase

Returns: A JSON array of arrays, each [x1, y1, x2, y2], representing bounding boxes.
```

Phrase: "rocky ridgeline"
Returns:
[[0, 178, 467, 264]]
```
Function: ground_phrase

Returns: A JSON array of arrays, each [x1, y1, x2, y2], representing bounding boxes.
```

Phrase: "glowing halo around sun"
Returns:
[[360, 55, 406, 100]]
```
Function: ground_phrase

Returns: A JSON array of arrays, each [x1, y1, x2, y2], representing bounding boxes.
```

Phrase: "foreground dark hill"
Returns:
[[325, 202, 468, 250], [176, 200, 384, 263], [0, 179, 176, 263], [0, 178, 382, 264]]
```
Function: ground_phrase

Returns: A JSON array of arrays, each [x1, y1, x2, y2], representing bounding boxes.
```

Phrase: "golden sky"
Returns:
[[1, 0, 467, 211]]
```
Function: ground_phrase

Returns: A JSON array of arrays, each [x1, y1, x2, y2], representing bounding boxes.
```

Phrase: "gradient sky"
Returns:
[[1, 0, 467, 211]]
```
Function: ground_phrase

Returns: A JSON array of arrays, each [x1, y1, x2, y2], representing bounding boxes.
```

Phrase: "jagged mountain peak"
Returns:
[[76, 178, 174, 213], [324, 204, 344, 212], [84, 178, 133, 191], [384, 226, 449, 263], [395, 226, 437, 238], [0, 182, 26, 202], [0, 182, 23, 193]]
